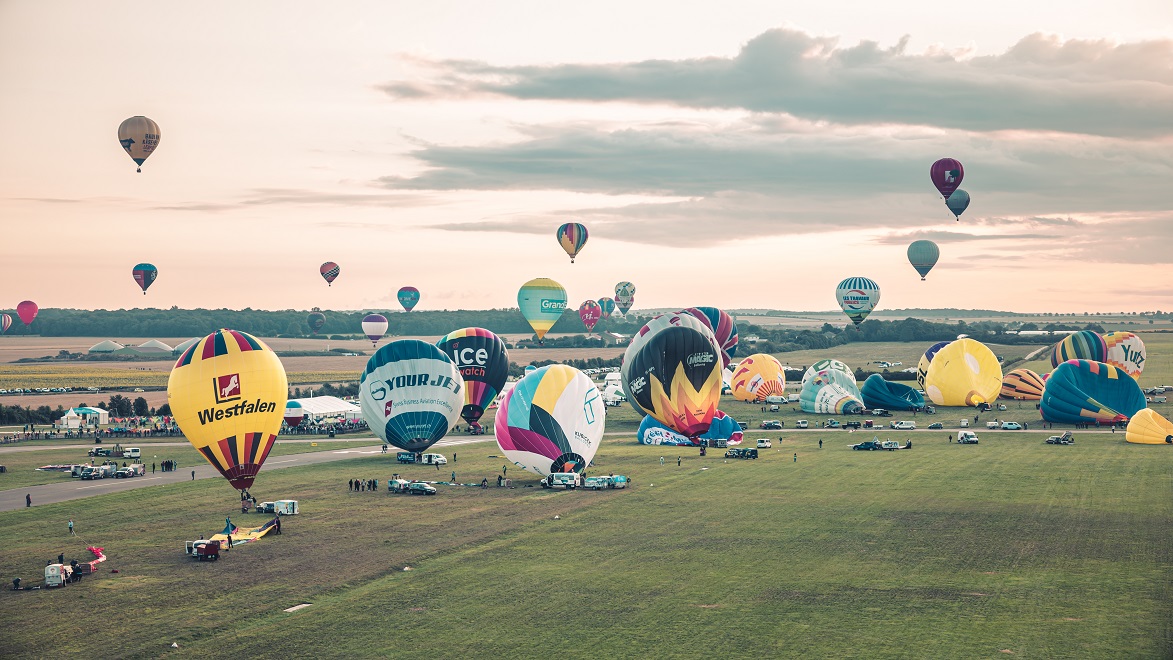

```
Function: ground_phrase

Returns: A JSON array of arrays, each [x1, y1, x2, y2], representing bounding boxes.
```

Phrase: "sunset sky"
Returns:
[[2, 1, 1171, 315]]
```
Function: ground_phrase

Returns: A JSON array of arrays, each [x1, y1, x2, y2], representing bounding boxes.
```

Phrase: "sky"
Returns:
[[2, 1, 1172, 315]]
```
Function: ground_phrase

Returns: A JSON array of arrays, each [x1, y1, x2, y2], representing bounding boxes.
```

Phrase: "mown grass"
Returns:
[[0, 430, 1168, 658]]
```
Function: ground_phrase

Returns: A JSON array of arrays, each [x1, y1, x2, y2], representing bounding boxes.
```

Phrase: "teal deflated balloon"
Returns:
[[906, 240, 940, 281]]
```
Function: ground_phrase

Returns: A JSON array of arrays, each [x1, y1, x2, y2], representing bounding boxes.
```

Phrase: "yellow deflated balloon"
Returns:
[[168, 329, 288, 492], [923, 338, 1003, 407], [1125, 408, 1173, 445]]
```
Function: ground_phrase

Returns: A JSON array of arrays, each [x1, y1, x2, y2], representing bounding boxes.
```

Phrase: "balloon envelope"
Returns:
[[578, 300, 602, 333], [283, 400, 305, 427], [319, 262, 340, 286], [494, 365, 604, 476], [16, 301, 38, 326], [729, 353, 786, 402], [167, 329, 287, 491], [307, 312, 326, 335], [614, 282, 636, 315], [800, 359, 863, 414], [638, 410, 742, 446], [1051, 330, 1108, 368], [437, 327, 510, 425], [680, 307, 738, 368], [916, 341, 950, 389], [518, 277, 567, 342], [906, 241, 940, 280], [1001, 368, 1046, 400], [622, 312, 722, 437], [1104, 331, 1146, 379], [397, 287, 420, 312], [946, 189, 971, 219], [930, 157, 964, 199], [132, 263, 158, 294], [860, 374, 924, 411], [835, 277, 881, 327], [0, 314, 10, 334], [597, 297, 616, 319], [556, 223, 589, 263], [361, 314, 389, 347], [924, 338, 1003, 407], [1041, 360, 1145, 425], [359, 340, 463, 452], [117, 116, 160, 172], [1125, 409, 1173, 445]]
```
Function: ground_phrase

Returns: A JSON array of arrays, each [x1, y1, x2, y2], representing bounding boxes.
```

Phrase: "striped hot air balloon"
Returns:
[[555, 223, 589, 263], [518, 278, 567, 343], [437, 327, 509, 425], [319, 262, 340, 286]]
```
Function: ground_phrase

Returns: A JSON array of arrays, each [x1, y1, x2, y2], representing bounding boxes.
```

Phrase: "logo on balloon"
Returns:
[[540, 299, 566, 311], [384, 400, 394, 417], [841, 290, 871, 310], [214, 374, 242, 403], [686, 352, 715, 368]]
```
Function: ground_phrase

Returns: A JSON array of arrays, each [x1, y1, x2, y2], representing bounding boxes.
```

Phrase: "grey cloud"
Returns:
[[380, 29, 1173, 137], [151, 188, 434, 212]]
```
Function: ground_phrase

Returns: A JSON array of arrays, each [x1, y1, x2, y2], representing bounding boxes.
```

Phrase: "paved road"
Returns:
[[0, 435, 494, 512]]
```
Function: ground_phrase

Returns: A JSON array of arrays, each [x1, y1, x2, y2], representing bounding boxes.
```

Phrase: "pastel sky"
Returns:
[[2, 1, 1172, 315]]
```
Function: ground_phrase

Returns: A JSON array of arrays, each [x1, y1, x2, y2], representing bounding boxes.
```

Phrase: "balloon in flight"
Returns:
[[597, 297, 616, 319], [283, 400, 305, 428], [923, 338, 1003, 407], [622, 312, 723, 437], [16, 301, 38, 327], [361, 314, 389, 347], [518, 277, 567, 343], [578, 300, 602, 334], [930, 157, 964, 200], [1041, 360, 1145, 426], [835, 277, 880, 327], [555, 223, 589, 263], [729, 353, 786, 403], [946, 189, 970, 221], [397, 287, 420, 312], [117, 116, 160, 173], [319, 262, 340, 286], [359, 340, 463, 453], [132, 263, 158, 295], [307, 311, 326, 335], [614, 282, 636, 316], [0, 314, 10, 334], [167, 329, 287, 492], [494, 365, 604, 477], [436, 327, 510, 425], [906, 241, 940, 281]]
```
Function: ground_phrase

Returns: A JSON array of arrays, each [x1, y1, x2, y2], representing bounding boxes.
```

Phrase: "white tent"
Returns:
[[287, 396, 362, 423], [55, 406, 109, 428]]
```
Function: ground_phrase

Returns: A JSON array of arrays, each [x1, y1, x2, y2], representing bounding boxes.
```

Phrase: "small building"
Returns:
[[55, 406, 110, 429]]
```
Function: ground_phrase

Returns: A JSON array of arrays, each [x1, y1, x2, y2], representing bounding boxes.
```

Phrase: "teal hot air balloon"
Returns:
[[835, 277, 880, 327], [946, 189, 970, 221], [906, 240, 940, 281], [518, 277, 567, 344]]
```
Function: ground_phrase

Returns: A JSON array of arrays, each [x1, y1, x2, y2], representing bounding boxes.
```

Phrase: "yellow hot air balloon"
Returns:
[[923, 338, 1003, 407], [167, 329, 287, 493], [1125, 408, 1173, 445], [729, 353, 786, 402]]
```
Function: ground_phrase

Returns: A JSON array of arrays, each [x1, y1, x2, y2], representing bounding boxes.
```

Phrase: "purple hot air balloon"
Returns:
[[361, 314, 389, 347], [930, 158, 965, 200]]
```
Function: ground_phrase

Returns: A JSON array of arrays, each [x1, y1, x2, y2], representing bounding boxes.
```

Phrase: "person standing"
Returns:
[[677, 456, 681, 466], [451, 471, 456, 483], [348, 479, 354, 491], [819, 439, 823, 449], [659, 456, 665, 466], [191, 470, 195, 481], [793, 453, 797, 462], [68, 519, 75, 536], [25, 493, 31, 508], [502, 465, 508, 477], [151, 462, 156, 474], [452, 453, 456, 463]]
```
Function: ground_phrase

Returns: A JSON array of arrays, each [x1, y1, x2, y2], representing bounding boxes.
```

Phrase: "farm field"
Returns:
[[0, 431, 1168, 657]]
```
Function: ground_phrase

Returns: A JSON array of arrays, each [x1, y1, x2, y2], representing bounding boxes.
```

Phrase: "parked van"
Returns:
[[787, 394, 800, 403], [123, 447, 141, 460], [959, 419, 970, 428], [795, 420, 809, 429], [421, 453, 447, 466], [893, 421, 916, 430], [764, 395, 786, 404], [542, 473, 581, 489], [80, 466, 102, 480]]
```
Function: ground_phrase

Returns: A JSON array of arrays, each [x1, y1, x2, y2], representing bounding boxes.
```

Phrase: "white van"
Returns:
[[893, 421, 916, 430], [959, 419, 970, 428], [765, 395, 787, 404], [787, 394, 800, 403], [421, 453, 447, 465], [124, 447, 141, 460], [542, 473, 581, 489]]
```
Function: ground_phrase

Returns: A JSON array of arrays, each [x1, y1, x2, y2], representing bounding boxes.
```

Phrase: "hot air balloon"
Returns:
[[397, 287, 420, 312], [556, 223, 589, 263], [117, 116, 160, 173], [0, 314, 10, 334], [283, 401, 305, 428], [638, 410, 743, 446], [307, 311, 326, 335], [167, 329, 287, 493], [916, 341, 950, 389], [361, 314, 389, 347], [946, 189, 970, 221], [320, 262, 340, 286], [359, 340, 463, 453], [1041, 360, 1145, 425], [1001, 369, 1046, 400], [578, 300, 602, 334], [622, 312, 722, 438], [1104, 331, 1146, 379], [16, 301, 38, 327], [597, 297, 616, 319], [132, 263, 158, 295], [906, 241, 940, 281], [680, 307, 739, 369], [923, 338, 1003, 407], [614, 282, 636, 316], [835, 277, 880, 327], [729, 353, 786, 402], [1125, 409, 1173, 445], [800, 359, 863, 414], [518, 277, 567, 344], [1050, 330, 1107, 368], [437, 327, 510, 425], [524, 365, 538, 375], [930, 157, 964, 200], [494, 365, 604, 477], [861, 374, 924, 411]]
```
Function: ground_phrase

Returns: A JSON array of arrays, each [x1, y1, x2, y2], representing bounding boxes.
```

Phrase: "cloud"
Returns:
[[379, 29, 1173, 138], [150, 188, 434, 212]]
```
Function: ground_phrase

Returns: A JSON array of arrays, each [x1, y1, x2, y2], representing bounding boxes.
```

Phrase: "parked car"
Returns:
[[759, 420, 782, 430], [406, 481, 437, 495], [825, 419, 841, 428], [756, 439, 772, 449], [851, 440, 883, 451], [1045, 432, 1074, 445], [1000, 422, 1023, 431], [870, 409, 892, 417], [927, 422, 944, 430], [736, 421, 748, 431], [844, 421, 862, 430]]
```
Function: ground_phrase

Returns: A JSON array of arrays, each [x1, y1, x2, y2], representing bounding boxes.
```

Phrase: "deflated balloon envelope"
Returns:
[[860, 374, 924, 411], [1041, 359, 1145, 425], [800, 359, 863, 414], [1001, 368, 1046, 400], [638, 410, 742, 446], [923, 338, 1003, 407], [1125, 408, 1173, 445], [494, 365, 604, 476], [916, 341, 950, 389]]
